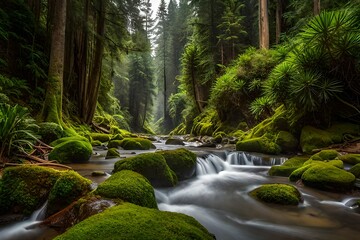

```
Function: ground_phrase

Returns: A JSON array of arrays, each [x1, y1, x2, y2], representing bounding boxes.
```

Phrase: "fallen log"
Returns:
[[4, 162, 72, 170]]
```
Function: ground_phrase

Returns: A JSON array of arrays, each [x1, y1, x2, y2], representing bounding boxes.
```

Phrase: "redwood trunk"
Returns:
[[314, 0, 321, 16], [259, 0, 269, 49], [276, 0, 283, 44]]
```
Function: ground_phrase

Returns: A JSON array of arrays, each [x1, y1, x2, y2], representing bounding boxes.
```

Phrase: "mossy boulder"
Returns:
[[113, 153, 177, 187], [111, 134, 124, 141], [349, 163, 360, 178], [301, 165, 355, 191], [120, 138, 154, 150], [250, 184, 302, 205], [50, 136, 89, 147], [289, 164, 315, 182], [38, 122, 64, 144], [275, 131, 298, 152], [48, 139, 92, 163], [54, 203, 215, 240], [91, 140, 102, 146], [158, 148, 197, 180], [290, 160, 344, 182], [309, 150, 340, 161], [165, 138, 185, 146], [339, 154, 360, 165], [300, 123, 360, 154], [95, 170, 157, 209], [105, 148, 120, 159], [268, 156, 308, 177], [0, 166, 60, 215], [300, 126, 333, 154], [89, 133, 112, 143], [236, 136, 281, 155], [107, 140, 122, 148], [47, 171, 92, 216]]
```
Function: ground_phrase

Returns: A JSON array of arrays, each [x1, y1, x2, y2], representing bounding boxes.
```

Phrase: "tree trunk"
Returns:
[[83, 0, 106, 124], [42, 0, 67, 124], [259, 0, 269, 49], [314, 0, 321, 16], [275, 0, 283, 44]]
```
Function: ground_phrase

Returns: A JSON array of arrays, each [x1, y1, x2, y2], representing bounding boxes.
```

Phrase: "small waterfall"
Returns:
[[196, 154, 228, 176], [226, 152, 287, 166], [0, 201, 49, 240]]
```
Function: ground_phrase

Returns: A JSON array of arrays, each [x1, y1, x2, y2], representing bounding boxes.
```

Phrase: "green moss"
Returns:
[[120, 138, 154, 150], [47, 171, 91, 216], [289, 164, 315, 182], [114, 153, 177, 187], [0, 166, 60, 215], [91, 140, 102, 146], [349, 163, 360, 178], [105, 148, 120, 159], [158, 148, 197, 180], [250, 184, 302, 205], [54, 203, 214, 240], [309, 150, 340, 161], [301, 165, 355, 191], [107, 140, 122, 148], [95, 170, 157, 209], [89, 133, 112, 143], [38, 122, 64, 144], [111, 134, 124, 141], [236, 136, 281, 155], [275, 131, 298, 152], [327, 122, 360, 143], [50, 136, 89, 147], [339, 154, 360, 165], [300, 126, 333, 154], [191, 108, 220, 136], [48, 140, 92, 163], [268, 156, 308, 177]]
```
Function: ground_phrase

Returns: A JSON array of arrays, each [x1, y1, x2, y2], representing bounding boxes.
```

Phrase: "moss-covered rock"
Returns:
[[54, 203, 215, 240], [105, 148, 120, 159], [268, 156, 308, 177], [50, 136, 89, 147], [289, 164, 315, 182], [165, 138, 185, 146], [38, 122, 64, 144], [349, 163, 360, 178], [111, 134, 124, 141], [300, 126, 333, 154], [339, 154, 360, 165], [95, 170, 157, 209], [309, 150, 340, 161], [89, 133, 112, 143], [250, 184, 302, 205], [120, 138, 154, 150], [236, 136, 281, 155], [275, 131, 298, 152], [47, 171, 92, 216], [48, 139, 92, 163], [113, 153, 177, 187], [300, 123, 360, 154], [107, 140, 122, 148], [0, 166, 60, 215], [91, 140, 102, 146], [158, 148, 197, 180], [301, 165, 355, 191]]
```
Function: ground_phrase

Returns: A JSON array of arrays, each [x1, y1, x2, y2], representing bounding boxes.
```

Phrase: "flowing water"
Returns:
[[1, 145, 360, 240], [156, 152, 360, 240]]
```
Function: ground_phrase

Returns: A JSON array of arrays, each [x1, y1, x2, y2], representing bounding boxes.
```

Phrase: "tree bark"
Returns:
[[42, 0, 67, 124], [83, 0, 106, 124], [259, 0, 269, 49], [314, 0, 321, 16]]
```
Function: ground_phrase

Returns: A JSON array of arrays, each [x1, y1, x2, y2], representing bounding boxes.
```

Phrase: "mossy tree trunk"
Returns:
[[42, 0, 67, 124]]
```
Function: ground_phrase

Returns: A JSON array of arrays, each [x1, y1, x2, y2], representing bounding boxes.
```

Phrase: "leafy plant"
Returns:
[[0, 104, 38, 162]]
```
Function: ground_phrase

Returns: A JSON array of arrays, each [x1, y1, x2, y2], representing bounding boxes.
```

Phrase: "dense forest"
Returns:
[[1, 0, 360, 239]]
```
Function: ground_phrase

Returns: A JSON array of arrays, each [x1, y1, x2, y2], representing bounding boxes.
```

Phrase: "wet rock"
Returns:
[[165, 138, 185, 146], [105, 148, 120, 159], [91, 171, 107, 177], [250, 184, 302, 205]]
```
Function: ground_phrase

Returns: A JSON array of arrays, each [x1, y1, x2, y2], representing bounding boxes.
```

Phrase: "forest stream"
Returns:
[[1, 141, 360, 240]]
